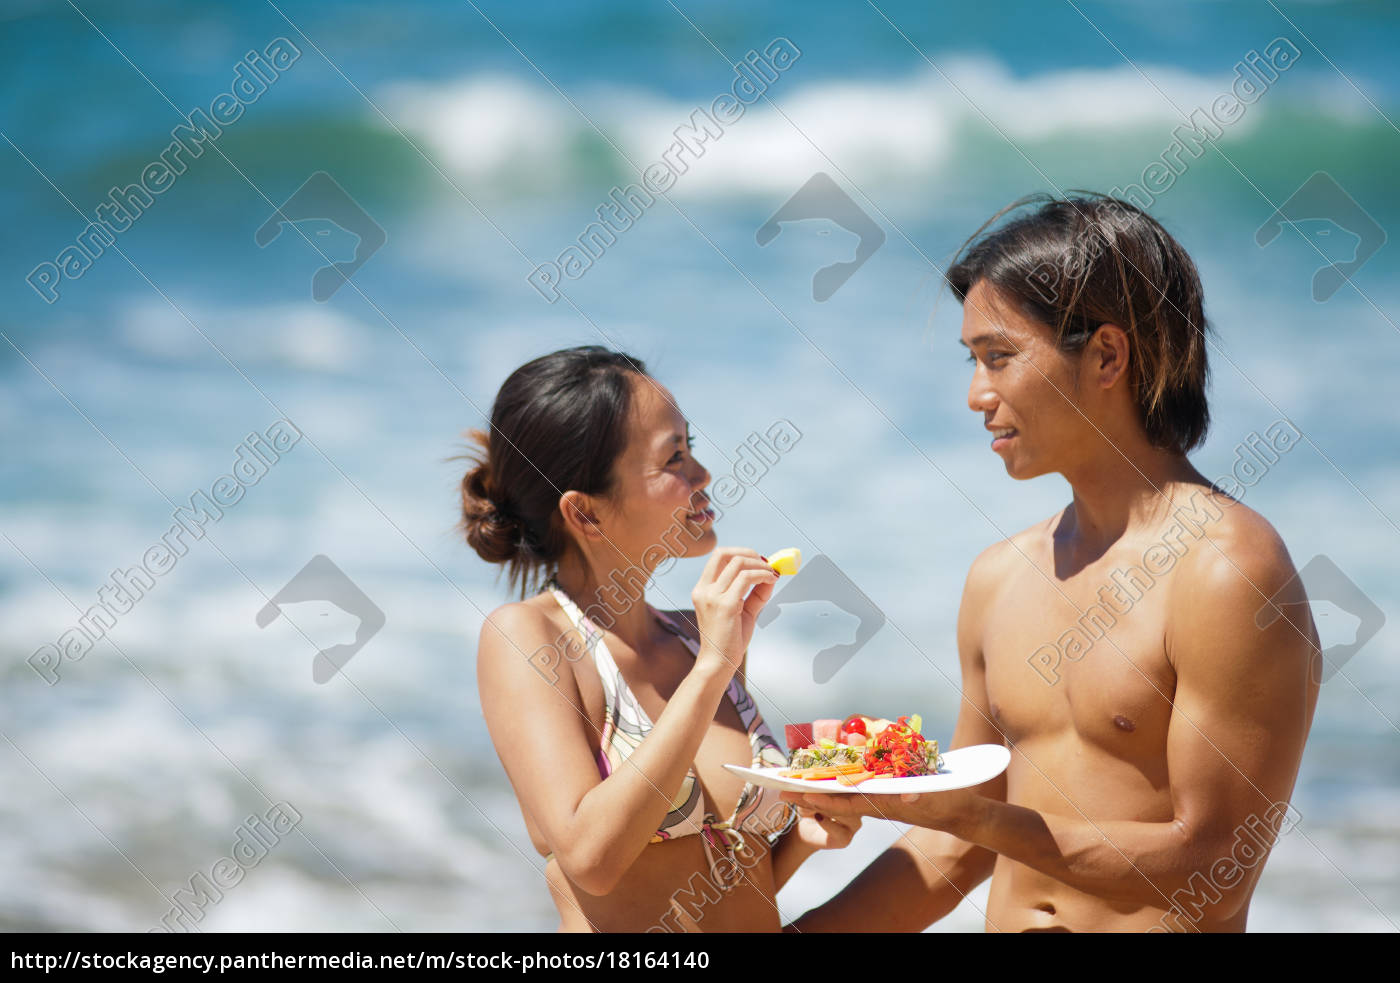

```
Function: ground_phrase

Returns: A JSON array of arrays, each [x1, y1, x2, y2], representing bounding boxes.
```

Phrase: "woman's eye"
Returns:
[[967, 350, 1012, 367], [670, 432, 694, 462]]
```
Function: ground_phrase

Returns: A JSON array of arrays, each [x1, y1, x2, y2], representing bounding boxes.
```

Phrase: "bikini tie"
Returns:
[[700, 816, 752, 888]]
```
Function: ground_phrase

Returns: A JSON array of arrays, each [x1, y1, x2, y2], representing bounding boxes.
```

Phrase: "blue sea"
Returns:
[[1, 0, 1397, 932]]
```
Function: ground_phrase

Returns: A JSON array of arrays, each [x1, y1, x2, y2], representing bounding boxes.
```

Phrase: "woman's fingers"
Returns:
[[740, 574, 777, 620], [783, 791, 873, 819], [711, 549, 766, 595], [690, 547, 777, 671], [706, 547, 759, 579], [695, 546, 744, 594], [828, 813, 864, 832], [804, 812, 860, 849], [819, 817, 856, 844]]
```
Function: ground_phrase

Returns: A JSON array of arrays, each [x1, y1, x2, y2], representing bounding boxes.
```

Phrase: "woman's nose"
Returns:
[[968, 366, 998, 414]]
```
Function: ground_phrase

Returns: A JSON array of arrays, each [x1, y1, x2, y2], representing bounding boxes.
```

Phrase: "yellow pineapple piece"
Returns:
[[767, 547, 802, 576]]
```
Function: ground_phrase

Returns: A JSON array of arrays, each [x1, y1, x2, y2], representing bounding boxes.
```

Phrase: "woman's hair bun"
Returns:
[[459, 429, 524, 565]]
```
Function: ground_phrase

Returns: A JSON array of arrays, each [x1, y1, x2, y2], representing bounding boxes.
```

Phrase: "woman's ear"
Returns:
[[1089, 323, 1131, 391], [558, 490, 602, 543]]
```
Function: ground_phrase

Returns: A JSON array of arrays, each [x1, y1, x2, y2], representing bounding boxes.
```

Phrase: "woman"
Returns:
[[462, 346, 859, 932]]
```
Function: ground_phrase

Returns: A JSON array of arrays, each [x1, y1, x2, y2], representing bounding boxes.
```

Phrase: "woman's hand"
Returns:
[[771, 803, 863, 890], [690, 547, 778, 679], [792, 807, 862, 851]]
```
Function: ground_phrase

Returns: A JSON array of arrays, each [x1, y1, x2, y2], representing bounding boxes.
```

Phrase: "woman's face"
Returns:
[[593, 375, 715, 570]]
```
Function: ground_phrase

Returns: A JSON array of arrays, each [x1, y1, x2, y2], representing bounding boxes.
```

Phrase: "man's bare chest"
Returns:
[[981, 557, 1179, 759]]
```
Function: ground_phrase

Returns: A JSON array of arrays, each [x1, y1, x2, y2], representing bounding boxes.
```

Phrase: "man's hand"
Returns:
[[782, 786, 985, 835]]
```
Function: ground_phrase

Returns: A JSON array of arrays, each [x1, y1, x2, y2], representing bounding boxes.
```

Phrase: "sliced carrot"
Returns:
[[783, 759, 868, 781], [808, 763, 863, 778], [836, 770, 878, 785]]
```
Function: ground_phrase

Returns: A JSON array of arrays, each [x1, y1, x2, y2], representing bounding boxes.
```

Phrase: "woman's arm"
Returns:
[[478, 604, 728, 895], [770, 832, 818, 890], [477, 548, 778, 897]]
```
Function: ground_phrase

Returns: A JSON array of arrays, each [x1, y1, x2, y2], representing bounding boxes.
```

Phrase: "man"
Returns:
[[788, 194, 1320, 933]]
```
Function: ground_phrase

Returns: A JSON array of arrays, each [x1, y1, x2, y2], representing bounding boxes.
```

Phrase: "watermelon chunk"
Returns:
[[784, 723, 813, 751], [812, 718, 842, 743]]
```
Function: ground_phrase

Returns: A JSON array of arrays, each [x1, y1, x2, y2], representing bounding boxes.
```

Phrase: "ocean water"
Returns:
[[1, 0, 1397, 932]]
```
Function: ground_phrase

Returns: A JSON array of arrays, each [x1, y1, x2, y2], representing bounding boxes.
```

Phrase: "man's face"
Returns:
[[959, 280, 1095, 480]]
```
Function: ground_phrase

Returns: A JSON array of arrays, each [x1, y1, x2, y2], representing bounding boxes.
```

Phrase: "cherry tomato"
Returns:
[[840, 715, 867, 737]]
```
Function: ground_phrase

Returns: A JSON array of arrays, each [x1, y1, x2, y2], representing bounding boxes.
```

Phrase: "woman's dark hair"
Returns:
[[459, 345, 648, 597], [946, 193, 1211, 454]]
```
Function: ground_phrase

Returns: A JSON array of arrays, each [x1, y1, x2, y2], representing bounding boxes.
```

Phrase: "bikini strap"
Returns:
[[650, 607, 701, 654], [542, 577, 629, 746], [544, 577, 662, 769], [545, 576, 618, 674]]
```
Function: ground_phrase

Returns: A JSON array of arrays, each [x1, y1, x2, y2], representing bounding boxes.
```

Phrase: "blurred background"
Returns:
[[2, 0, 1396, 933]]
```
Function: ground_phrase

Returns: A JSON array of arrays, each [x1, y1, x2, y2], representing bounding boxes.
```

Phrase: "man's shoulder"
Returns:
[[961, 514, 1061, 616], [1170, 487, 1294, 589], [1161, 488, 1308, 669], [966, 513, 1059, 581], [1162, 488, 1317, 689]]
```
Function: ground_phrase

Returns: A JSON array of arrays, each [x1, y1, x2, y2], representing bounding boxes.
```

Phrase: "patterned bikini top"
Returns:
[[544, 577, 798, 881]]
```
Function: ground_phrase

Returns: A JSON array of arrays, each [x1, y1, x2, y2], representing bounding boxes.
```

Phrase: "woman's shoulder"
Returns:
[[476, 593, 593, 700], [478, 595, 567, 660], [483, 592, 557, 628]]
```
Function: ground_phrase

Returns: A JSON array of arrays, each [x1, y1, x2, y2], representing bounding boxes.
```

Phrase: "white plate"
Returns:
[[724, 744, 1010, 795]]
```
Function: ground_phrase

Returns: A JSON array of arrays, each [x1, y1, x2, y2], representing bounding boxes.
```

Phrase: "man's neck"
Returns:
[[1060, 438, 1206, 556]]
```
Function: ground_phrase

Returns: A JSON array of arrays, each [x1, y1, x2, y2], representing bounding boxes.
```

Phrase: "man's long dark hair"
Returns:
[[947, 193, 1211, 454]]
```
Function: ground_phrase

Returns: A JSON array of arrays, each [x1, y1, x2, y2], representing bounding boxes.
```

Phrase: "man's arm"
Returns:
[[788, 545, 1007, 932], [811, 520, 1319, 920], [790, 826, 996, 933]]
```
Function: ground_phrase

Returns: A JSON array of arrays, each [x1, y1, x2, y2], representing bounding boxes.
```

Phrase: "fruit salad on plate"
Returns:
[[782, 715, 942, 786]]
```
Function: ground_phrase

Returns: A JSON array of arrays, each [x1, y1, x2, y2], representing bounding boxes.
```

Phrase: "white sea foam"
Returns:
[[378, 73, 581, 188], [119, 297, 371, 373], [375, 57, 1278, 197]]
